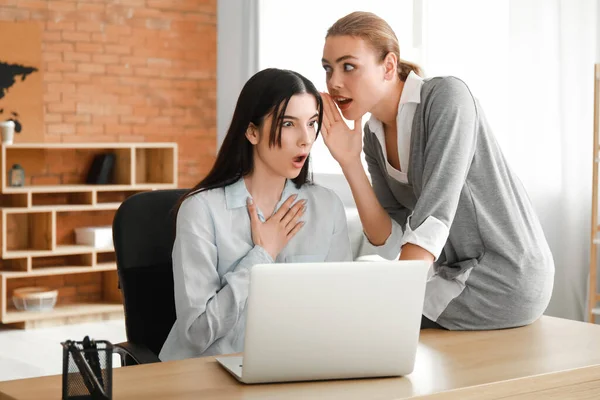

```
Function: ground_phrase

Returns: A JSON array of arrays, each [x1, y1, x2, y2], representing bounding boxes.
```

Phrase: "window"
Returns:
[[421, 0, 510, 154]]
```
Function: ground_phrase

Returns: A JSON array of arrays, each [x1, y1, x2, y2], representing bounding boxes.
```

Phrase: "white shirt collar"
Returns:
[[225, 177, 299, 210], [399, 70, 424, 105], [367, 71, 424, 132]]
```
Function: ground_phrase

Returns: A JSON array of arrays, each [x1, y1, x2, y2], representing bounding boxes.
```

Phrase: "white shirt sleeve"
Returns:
[[361, 217, 404, 260], [400, 214, 449, 261]]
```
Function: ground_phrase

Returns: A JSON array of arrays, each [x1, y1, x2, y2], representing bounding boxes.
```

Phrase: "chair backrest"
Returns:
[[112, 189, 188, 357]]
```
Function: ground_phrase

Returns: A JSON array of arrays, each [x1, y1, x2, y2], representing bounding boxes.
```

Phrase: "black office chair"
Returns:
[[112, 189, 188, 366]]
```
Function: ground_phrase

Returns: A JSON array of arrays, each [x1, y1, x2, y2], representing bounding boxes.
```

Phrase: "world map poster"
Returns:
[[0, 22, 44, 143]]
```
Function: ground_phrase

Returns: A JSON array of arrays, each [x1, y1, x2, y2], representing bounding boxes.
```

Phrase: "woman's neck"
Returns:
[[371, 79, 404, 130], [244, 160, 286, 213]]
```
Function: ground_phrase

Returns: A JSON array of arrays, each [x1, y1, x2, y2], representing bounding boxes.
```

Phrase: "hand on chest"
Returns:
[[217, 206, 331, 270]]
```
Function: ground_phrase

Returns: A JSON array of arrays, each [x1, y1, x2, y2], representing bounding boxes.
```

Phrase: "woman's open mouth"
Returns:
[[334, 96, 353, 111], [292, 154, 307, 169]]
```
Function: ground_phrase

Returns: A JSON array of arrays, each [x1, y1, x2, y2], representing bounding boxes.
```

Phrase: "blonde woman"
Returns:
[[320, 11, 554, 330]]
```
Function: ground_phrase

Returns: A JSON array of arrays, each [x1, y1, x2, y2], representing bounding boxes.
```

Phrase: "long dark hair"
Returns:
[[177, 68, 323, 214]]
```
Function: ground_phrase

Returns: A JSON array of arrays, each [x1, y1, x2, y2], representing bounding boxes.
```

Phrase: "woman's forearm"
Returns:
[[399, 243, 434, 262], [341, 161, 392, 246]]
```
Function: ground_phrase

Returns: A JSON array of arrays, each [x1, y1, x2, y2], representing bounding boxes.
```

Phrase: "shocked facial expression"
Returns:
[[247, 92, 319, 179]]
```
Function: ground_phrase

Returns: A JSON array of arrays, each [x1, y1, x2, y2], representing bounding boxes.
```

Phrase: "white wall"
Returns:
[[216, 0, 258, 148]]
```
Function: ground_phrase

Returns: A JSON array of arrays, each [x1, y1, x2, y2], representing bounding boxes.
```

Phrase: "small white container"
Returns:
[[0, 120, 15, 144], [75, 226, 113, 248], [13, 287, 58, 312]]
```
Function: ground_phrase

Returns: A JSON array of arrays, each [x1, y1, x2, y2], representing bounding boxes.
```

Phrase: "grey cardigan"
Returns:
[[364, 76, 555, 330]]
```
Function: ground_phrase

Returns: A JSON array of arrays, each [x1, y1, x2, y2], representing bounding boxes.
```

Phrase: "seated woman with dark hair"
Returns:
[[159, 68, 353, 361]]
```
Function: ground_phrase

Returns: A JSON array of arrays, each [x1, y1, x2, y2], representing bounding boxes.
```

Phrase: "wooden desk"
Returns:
[[1, 316, 600, 399], [419, 364, 600, 399]]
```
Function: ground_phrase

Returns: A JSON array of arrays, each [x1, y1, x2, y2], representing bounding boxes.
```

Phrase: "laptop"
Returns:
[[215, 260, 430, 384]]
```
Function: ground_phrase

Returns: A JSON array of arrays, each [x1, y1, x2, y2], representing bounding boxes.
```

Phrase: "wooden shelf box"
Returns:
[[0, 142, 178, 328], [135, 146, 176, 185], [3, 211, 53, 254], [1, 269, 122, 328]]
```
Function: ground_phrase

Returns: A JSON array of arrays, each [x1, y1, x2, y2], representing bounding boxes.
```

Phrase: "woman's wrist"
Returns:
[[255, 244, 276, 262], [340, 159, 365, 177]]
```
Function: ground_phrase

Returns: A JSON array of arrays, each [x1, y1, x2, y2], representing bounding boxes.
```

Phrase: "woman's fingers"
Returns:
[[285, 202, 306, 231], [281, 200, 305, 227], [287, 221, 305, 238], [320, 92, 337, 123], [247, 197, 260, 229], [322, 93, 341, 122], [272, 194, 297, 220], [322, 112, 332, 130], [320, 124, 329, 142]]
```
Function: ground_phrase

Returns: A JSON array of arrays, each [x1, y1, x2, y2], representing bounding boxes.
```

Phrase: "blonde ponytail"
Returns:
[[398, 59, 423, 81]]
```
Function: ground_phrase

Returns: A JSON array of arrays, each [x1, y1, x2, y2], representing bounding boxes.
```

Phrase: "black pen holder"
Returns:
[[61, 338, 113, 400]]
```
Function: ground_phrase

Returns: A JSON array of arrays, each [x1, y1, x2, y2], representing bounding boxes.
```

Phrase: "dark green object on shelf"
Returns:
[[8, 163, 24, 187]]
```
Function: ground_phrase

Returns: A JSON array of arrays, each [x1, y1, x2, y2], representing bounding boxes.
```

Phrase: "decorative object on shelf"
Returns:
[[8, 163, 24, 186], [62, 336, 113, 400], [75, 226, 113, 249], [0, 119, 15, 144], [86, 153, 116, 185], [12, 287, 58, 312]]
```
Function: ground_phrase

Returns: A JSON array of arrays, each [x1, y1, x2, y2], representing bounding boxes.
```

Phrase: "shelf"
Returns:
[[96, 252, 116, 266], [2, 203, 121, 212], [1, 143, 178, 191], [0, 141, 177, 328], [3, 143, 176, 150], [2, 184, 175, 194], [31, 191, 93, 208], [50, 203, 121, 211], [136, 147, 175, 185], [0, 258, 28, 272], [56, 210, 114, 249], [0, 193, 29, 207], [4, 212, 52, 254], [3, 303, 123, 324], [96, 190, 143, 204], [95, 262, 117, 270], [2, 268, 122, 325], [58, 245, 114, 253], [2, 263, 116, 278], [3, 245, 114, 259]]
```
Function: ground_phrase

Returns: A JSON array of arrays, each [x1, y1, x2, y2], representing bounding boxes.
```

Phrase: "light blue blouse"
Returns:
[[159, 178, 352, 361]]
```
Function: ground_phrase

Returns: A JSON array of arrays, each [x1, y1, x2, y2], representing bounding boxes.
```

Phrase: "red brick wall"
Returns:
[[0, 0, 217, 188]]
